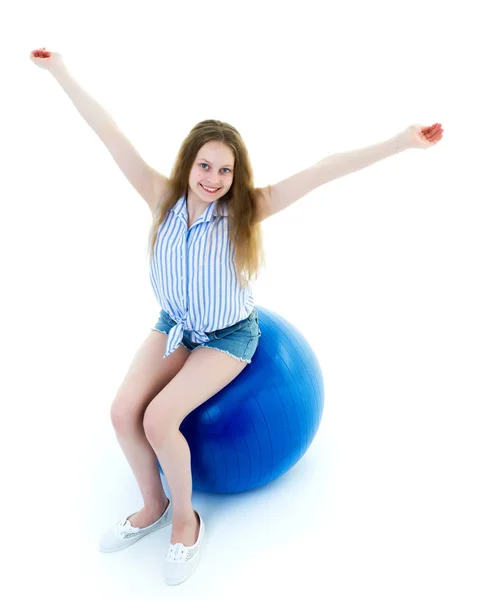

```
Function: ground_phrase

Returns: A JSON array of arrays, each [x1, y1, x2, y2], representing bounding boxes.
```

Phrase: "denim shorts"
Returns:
[[152, 308, 261, 364]]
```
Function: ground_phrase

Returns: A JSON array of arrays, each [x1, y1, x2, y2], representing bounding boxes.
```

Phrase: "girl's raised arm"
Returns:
[[30, 48, 169, 213]]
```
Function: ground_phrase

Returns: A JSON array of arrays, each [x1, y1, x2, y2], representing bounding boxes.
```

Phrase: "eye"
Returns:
[[199, 163, 231, 174]]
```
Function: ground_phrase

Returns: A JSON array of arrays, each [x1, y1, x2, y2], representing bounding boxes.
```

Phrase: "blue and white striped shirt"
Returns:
[[149, 193, 255, 358]]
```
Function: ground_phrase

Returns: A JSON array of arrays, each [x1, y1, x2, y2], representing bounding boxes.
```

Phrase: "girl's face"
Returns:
[[188, 140, 235, 203]]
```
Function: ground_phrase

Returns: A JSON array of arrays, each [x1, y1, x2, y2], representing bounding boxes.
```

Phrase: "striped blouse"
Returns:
[[149, 193, 255, 358]]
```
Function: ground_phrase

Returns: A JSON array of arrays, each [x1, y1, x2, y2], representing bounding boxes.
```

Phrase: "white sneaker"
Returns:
[[99, 499, 172, 553], [164, 510, 205, 586]]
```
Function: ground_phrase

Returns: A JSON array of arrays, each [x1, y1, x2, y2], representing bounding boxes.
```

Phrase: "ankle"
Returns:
[[144, 498, 169, 516], [172, 509, 197, 527]]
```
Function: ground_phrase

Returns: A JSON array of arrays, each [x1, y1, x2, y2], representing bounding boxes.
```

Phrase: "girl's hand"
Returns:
[[400, 123, 444, 149], [29, 48, 64, 71]]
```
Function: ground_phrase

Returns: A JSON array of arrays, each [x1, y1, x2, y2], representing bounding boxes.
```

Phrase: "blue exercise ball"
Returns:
[[158, 306, 324, 494]]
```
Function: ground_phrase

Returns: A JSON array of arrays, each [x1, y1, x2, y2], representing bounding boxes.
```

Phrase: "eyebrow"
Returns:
[[198, 158, 234, 169]]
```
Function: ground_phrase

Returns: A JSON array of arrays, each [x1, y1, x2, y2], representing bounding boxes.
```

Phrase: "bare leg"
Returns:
[[143, 346, 247, 546], [114, 425, 170, 528], [109, 329, 191, 528], [149, 429, 200, 545]]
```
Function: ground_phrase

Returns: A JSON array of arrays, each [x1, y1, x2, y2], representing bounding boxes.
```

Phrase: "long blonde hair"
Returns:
[[147, 119, 266, 288]]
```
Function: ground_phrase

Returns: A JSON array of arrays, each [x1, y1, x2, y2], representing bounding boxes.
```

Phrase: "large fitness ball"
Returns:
[[158, 306, 325, 494]]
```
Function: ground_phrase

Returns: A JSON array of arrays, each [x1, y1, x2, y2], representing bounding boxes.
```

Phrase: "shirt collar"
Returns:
[[170, 193, 229, 223]]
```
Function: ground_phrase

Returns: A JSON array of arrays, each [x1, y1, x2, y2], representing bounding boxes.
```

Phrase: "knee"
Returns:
[[110, 396, 141, 435], [143, 403, 175, 446]]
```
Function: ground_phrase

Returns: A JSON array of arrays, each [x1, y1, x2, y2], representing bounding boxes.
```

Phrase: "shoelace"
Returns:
[[115, 506, 169, 539], [116, 518, 138, 538], [168, 543, 187, 562]]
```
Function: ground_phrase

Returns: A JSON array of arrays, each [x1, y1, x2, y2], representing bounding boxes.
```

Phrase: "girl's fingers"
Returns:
[[424, 124, 443, 138]]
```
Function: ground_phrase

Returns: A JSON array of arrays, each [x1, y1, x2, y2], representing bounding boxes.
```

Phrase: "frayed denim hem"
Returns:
[[151, 328, 251, 362], [192, 345, 251, 364]]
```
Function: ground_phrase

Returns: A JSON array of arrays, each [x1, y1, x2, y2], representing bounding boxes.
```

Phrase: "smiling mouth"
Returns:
[[200, 183, 221, 193]]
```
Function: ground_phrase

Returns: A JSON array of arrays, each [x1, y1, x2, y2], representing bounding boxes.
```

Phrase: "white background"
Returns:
[[2, 0, 478, 597]]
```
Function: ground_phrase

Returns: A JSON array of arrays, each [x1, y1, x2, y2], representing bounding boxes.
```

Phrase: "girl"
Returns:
[[30, 47, 444, 586]]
